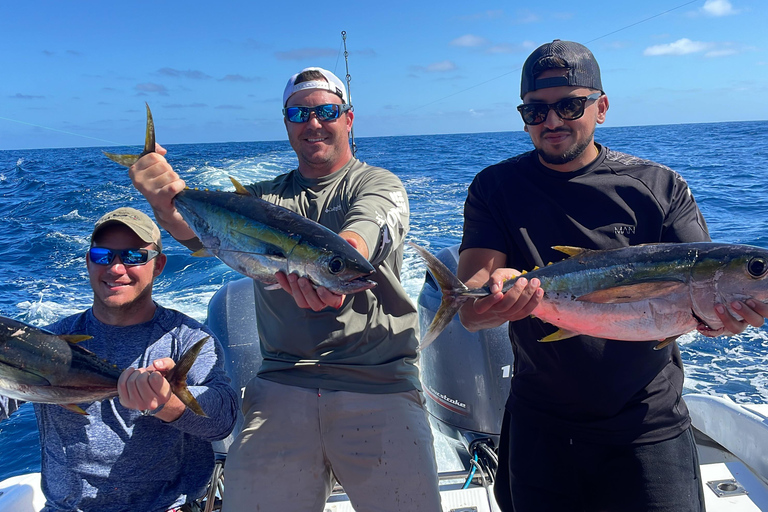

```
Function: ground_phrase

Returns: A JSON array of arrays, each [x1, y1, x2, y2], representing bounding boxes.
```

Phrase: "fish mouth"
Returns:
[[340, 275, 377, 293]]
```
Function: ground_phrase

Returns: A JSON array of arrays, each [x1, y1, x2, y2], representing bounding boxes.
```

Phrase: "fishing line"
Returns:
[[410, 0, 705, 112], [0, 115, 124, 146]]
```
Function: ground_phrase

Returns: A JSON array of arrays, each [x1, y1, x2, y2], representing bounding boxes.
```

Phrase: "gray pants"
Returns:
[[222, 377, 442, 512]]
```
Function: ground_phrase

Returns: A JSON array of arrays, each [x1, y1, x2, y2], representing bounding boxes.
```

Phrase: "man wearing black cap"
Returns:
[[0, 207, 238, 512], [456, 40, 768, 511]]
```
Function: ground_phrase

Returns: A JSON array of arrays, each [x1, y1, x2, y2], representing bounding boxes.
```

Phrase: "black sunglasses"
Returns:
[[88, 247, 159, 266], [283, 104, 353, 123], [517, 93, 602, 126]]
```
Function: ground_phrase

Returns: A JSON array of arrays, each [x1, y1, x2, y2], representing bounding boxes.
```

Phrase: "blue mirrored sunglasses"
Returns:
[[282, 104, 353, 123], [88, 247, 159, 266]]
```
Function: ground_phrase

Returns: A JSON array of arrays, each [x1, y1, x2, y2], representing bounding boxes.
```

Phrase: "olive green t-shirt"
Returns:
[[244, 157, 420, 394]]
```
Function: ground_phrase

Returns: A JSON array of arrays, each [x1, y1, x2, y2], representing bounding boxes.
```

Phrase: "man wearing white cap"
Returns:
[[128, 69, 441, 511], [0, 207, 239, 512]]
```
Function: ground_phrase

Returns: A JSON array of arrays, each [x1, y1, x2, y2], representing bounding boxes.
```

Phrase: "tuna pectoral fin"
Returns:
[[539, 328, 579, 342], [165, 336, 209, 417], [577, 281, 686, 304], [0, 365, 52, 386]]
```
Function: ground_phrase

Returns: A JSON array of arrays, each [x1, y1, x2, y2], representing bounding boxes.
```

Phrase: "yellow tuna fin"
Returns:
[[61, 404, 88, 415], [229, 176, 252, 195], [654, 336, 679, 350], [552, 245, 589, 257], [104, 103, 156, 168], [59, 334, 92, 344], [539, 328, 579, 342], [165, 337, 209, 417], [191, 248, 215, 257]]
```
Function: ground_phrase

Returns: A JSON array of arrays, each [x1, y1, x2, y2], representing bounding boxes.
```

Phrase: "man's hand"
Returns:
[[272, 237, 365, 311], [128, 144, 196, 240], [469, 270, 543, 324], [274, 272, 345, 310], [698, 299, 768, 337], [117, 358, 185, 422]]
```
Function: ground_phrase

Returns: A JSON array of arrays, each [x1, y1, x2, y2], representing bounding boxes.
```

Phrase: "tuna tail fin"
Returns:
[[165, 336, 209, 417], [103, 103, 156, 167], [408, 242, 470, 351]]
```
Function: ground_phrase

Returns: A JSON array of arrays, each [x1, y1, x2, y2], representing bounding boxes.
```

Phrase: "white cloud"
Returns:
[[450, 35, 488, 47], [486, 40, 537, 55], [705, 49, 738, 57], [643, 38, 712, 56], [426, 60, 457, 72], [702, 0, 739, 16]]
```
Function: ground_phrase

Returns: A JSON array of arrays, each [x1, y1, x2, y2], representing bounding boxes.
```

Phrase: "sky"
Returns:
[[0, 0, 765, 150]]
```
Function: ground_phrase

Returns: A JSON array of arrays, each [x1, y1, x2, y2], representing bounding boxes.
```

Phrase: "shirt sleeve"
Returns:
[[661, 172, 711, 243], [167, 326, 239, 442], [460, 170, 509, 254], [342, 167, 410, 267]]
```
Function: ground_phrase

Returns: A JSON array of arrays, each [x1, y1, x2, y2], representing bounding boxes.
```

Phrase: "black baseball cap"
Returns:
[[520, 40, 603, 99]]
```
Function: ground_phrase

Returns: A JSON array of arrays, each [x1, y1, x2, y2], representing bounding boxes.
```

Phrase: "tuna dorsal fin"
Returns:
[[577, 281, 686, 304], [552, 245, 588, 257], [59, 334, 92, 344], [229, 176, 252, 195]]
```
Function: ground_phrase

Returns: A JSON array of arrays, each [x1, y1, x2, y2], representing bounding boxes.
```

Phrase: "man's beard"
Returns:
[[536, 127, 595, 165]]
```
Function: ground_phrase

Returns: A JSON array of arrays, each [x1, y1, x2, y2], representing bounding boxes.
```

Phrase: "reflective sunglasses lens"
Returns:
[[315, 104, 340, 121], [554, 98, 585, 120], [89, 247, 114, 265], [519, 104, 548, 125], [121, 249, 148, 265], [285, 107, 308, 123]]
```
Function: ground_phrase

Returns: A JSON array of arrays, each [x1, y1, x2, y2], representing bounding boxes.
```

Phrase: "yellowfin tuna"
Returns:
[[411, 242, 768, 350], [0, 316, 208, 416]]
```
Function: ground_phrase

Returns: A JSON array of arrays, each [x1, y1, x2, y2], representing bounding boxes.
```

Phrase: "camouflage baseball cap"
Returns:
[[91, 207, 162, 251]]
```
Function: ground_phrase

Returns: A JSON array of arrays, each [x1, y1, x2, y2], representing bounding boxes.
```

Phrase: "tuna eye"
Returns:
[[328, 256, 345, 275], [747, 257, 768, 278]]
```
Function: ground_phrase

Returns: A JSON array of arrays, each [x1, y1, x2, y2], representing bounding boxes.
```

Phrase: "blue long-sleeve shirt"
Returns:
[[2, 305, 238, 512]]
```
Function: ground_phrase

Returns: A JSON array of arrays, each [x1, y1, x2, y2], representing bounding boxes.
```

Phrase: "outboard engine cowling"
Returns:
[[206, 277, 262, 455], [417, 245, 513, 455]]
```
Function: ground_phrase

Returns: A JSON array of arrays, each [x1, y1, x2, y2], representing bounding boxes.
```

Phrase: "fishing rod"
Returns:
[[341, 31, 357, 157]]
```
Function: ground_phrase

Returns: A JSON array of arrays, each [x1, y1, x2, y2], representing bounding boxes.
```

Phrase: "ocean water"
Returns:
[[1, 121, 767, 481]]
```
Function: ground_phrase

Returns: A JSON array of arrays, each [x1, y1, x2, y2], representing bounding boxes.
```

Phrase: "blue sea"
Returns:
[[1, 121, 767, 482]]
